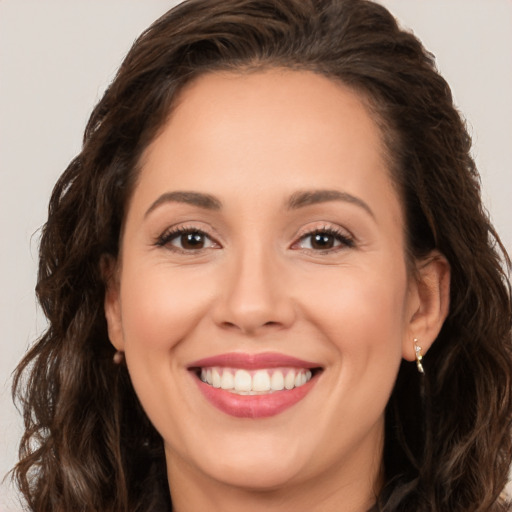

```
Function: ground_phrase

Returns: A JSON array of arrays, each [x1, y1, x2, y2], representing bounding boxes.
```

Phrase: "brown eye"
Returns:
[[310, 233, 336, 250], [158, 229, 219, 251], [180, 232, 206, 250], [294, 229, 354, 252]]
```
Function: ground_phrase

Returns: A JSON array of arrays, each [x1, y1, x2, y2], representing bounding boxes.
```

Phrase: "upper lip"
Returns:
[[188, 352, 322, 370]]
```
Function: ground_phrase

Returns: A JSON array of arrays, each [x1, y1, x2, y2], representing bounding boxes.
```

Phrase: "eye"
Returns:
[[293, 228, 354, 252], [156, 228, 220, 252]]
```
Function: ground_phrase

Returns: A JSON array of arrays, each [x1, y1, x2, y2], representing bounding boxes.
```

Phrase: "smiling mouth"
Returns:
[[198, 367, 315, 395], [188, 352, 323, 418]]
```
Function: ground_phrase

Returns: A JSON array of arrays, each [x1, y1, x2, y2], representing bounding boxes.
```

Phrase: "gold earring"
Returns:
[[113, 350, 124, 365], [413, 338, 424, 374]]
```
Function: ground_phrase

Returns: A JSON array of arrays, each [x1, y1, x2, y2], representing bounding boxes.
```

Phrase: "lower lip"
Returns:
[[193, 373, 318, 418]]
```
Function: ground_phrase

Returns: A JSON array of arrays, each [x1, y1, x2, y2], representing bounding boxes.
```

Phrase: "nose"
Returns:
[[212, 245, 296, 335]]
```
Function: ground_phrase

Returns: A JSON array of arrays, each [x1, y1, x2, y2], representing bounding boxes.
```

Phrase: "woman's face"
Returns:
[[106, 70, 423, 504]]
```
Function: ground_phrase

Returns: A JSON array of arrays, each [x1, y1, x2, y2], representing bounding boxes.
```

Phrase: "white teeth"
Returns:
[[220, 370, 234, 390], [200, 367, 314, 394], [234, 369, 252, 392], [284, 370, 295, 390], [212, 368, 221, 388], [252, 370, 271, 392], [270, 370, 285, 391]]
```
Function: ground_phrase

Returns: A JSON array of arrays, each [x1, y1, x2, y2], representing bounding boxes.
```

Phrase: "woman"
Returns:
[[12, 0, 512, 511]]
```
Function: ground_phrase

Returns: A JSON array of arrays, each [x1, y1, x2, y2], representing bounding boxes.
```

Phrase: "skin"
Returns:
[[105, 69, 450, 512]]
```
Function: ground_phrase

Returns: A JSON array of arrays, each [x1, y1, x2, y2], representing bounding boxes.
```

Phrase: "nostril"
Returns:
[[219, 319, 285, 334], [221, 321, 239, 330]]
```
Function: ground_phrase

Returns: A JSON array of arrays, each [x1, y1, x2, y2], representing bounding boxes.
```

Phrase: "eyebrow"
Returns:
[[287, 189, 375, 218], [144, 188, 374, 219], [144, 191, 222, 218]]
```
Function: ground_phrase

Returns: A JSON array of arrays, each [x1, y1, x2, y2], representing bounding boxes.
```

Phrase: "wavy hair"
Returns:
[[12, 0, 512, 510]]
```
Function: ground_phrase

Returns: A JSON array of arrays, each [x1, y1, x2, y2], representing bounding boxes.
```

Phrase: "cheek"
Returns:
[[119, 263, 215, 354], [302, 261, 407, 336], [300, 262, 408, 385], [116, 263, 216, 442]]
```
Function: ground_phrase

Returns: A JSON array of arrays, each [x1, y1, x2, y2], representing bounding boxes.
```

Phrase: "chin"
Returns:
[[173, 432, 310, 491], [201, 455, 304, 491]]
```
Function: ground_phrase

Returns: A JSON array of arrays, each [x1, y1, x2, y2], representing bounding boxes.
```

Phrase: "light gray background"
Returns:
[[1, 1, 511, 510]]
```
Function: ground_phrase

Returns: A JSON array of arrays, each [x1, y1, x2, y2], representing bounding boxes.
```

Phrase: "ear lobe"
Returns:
[[101, 254, 125, 351], [402, 251, 451, 361]]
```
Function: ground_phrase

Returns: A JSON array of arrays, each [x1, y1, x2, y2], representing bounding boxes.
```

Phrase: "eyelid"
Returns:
[[290, 223, 355, 251], [155, 223, 222, 251]]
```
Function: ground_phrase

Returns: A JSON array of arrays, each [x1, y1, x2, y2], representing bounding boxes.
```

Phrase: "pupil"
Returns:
[[182, 232, 204, 249], [312, 233, 333, 249]]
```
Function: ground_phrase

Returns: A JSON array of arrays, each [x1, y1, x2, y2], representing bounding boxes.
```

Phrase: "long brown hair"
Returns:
[[12, 1, 512, 510]]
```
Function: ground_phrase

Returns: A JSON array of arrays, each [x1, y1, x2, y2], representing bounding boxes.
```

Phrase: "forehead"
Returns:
[[132, 69, 402, 228], [168, 69, 385, 152], [145, 70, 387, 175]]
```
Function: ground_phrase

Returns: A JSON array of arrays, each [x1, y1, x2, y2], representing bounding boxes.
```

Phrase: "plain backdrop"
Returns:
[[1, 1, 511, 510]]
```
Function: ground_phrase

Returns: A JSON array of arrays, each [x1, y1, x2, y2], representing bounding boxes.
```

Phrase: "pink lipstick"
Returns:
[[188, 352, 321, 418]]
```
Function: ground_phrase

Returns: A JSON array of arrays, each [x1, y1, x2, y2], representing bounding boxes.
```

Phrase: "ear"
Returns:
[[101, 254, 125, 352], [402, 251, 451, 361]]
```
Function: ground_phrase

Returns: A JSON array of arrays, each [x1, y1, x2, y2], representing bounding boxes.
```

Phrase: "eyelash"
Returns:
[[155, 225, 354, 253], [155, 226, 219, 252], [294, 226, 355, 253]]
